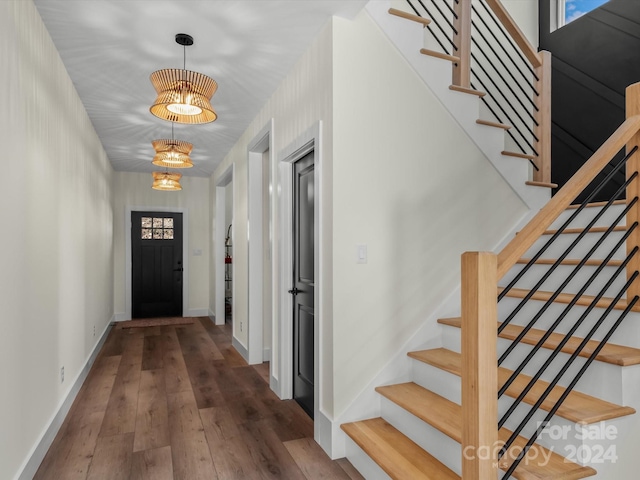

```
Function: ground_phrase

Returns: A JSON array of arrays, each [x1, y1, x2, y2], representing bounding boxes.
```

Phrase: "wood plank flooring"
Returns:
[[34, 318, 363, 480]]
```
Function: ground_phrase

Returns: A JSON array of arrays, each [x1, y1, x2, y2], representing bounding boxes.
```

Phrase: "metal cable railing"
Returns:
[[495, 144, 640, 475], [405, 0, 544, 169]]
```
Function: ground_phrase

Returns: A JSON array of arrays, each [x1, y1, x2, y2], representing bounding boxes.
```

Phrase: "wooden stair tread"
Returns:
[[500, 287, 637, 312], [438, 317, 640, 366], [376, 383, 596, 479], [476, 118, 511, 130], [517, 258, 623, 267], [408, 348, 635, 423], [341, 418, 459, 480], [388, 7, 432, 26], [526, 180, 559, 189], [420, 48, 460, 63], [449, 85, 486, 97], [567, 199, 626, 209], [502, 150, 536, 160], [541, 225, 626, 235]]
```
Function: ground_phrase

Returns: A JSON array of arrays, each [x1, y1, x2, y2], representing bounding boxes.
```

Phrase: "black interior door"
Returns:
[[132, 211, 183, 318], [292, 152, 315, 418]]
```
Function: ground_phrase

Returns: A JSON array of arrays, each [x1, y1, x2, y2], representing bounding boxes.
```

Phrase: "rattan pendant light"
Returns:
[[152, 171, 182, 191], [151, 123, 194, 169], [150, 33, 217, 124]]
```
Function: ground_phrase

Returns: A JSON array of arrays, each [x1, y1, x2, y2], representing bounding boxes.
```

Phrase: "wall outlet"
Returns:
[[93, 325, 96, 337], [60, 366, 64, 383], [240, 321, 243, 332]]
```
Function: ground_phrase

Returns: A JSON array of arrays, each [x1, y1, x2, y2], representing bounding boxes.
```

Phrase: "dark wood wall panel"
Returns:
[[539, 0, 640, 201]]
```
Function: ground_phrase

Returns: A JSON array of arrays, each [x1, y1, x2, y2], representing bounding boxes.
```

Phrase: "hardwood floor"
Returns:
[[34, 318, 363, 480]]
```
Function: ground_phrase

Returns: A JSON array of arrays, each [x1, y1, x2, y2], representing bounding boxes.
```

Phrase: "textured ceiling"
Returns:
[[33, 0, 367, 177]]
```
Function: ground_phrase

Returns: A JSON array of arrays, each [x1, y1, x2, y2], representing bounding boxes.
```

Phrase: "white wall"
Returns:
[[112, 172, 210, 318], [210, 20, 334, 368], [0, 2, 114, 479], [330, 9, 528, 416], [502, 0, 539, 47]]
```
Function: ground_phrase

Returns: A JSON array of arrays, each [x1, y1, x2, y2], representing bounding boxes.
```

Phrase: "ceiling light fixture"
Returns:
[[151, 123, 194, 168], [152, 171, 182, 191], [150, 33, 218, 124]]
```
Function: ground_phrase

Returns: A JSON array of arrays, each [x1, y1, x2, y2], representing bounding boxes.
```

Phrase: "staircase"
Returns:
[[342, 194, 640, 479], [337, 2, 640, 478], [365, 0, 555, 213]]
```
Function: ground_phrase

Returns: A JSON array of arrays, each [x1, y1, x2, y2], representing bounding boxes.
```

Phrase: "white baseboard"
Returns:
[[113, 312, 128, 322], [16, 318, 113, 480], [187, 308, 209, 317], [232, 336, 249, 362], [263, 347, 271, 363], [208, 309, 216, 325]]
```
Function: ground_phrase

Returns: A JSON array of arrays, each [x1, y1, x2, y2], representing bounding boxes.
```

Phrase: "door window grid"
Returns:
[[141, 216, 174, 240]]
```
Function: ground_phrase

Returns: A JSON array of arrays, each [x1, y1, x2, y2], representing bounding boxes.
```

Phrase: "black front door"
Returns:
[[292, 152, 315, 418], [132, 211, 183, 318]]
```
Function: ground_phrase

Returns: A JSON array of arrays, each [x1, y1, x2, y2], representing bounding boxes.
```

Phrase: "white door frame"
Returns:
[[248, 120, 274, 365], [125, 206, 189, 320], [215, 166, 234, 326], [277, 122, 323, 432]]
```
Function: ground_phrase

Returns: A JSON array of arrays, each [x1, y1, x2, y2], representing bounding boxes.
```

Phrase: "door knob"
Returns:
[[288, 288, 301, 295]]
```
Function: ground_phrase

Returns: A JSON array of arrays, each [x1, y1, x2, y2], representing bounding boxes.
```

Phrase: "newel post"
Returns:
[[452, 0, 472, 88], [626, 82, 640, 301], [534, 50, 552, 184], [461, 252, 499, 479]]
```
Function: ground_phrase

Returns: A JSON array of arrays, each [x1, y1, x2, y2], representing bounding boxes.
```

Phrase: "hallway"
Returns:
[[34, 318, 362, 479]]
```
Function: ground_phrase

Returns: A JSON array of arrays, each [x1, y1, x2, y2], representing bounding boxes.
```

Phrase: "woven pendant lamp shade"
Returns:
[[151, 139, 193, 169], [152, 171, 182, 191], [150, 69, 217, 124]]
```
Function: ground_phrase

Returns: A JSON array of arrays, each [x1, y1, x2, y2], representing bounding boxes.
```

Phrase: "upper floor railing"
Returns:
[[401, 0, 552, 184]]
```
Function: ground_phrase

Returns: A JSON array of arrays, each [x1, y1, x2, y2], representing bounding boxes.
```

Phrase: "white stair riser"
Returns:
[[440, 323, 626, 404], [412, 359, 461, 405], [498, 297, 640, 349], [501, 264, 627, 299], [524, 231, 628, 262], [551, 205, 627, 231], [344, 437, 392, 480], [380, 397, 462, 475], [411, 360, 575, 428]]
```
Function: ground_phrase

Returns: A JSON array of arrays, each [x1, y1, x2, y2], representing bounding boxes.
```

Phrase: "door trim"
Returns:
[[248, 120, 274, 366], [277, 121, 323, 430], [215, 166, 234, 327], [125, 206, 189, 320]]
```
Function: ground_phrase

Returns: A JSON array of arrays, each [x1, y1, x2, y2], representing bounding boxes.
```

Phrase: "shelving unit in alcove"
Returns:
[[224, 224, 232, 322]]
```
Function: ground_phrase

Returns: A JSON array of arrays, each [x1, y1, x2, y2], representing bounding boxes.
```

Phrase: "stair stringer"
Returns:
[[365, 0, 549, 212]]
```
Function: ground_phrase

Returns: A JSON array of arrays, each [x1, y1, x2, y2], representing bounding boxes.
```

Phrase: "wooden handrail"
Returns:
[[461, 252, 498, 479], [483, 0, 542, 68], [497, 113, 640, 279]]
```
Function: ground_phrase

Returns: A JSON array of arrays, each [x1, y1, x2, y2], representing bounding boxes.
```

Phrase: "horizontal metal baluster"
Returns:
[[498, 242, 638, 415], [408, 0, 455, 54], [470, 13, 537, 108], [498, 178, 637, 331], [469, 73, 536, 154], [498, 147, 638, 302], [470, 35, 538, 126], [470, 4, 538, 98], [471, 52, 538, 132], [499, 271, 638, 458], [477, 0, 537, 80], [500, 293, 639, 478], [498, 198, 636, 348]]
